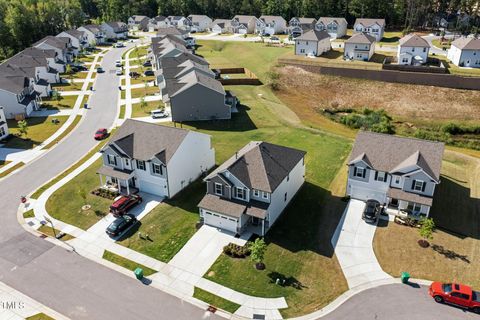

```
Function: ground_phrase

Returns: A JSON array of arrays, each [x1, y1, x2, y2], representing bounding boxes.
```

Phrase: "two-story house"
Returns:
[[33, 36, 73, 63], [148, 15, 168, 32], [57, 29, 88, 53], [344, 33, 376, 61], [256, 15, 287, 35], [231, 15, 259, 34], [346, 131, 444, 217], [209, 19, 233, 34], [98, 119, 215, 197], [101, 22, 128, 40], [77, 24, 106, 46], [150, 36, 190, 68], [294, 30, 331, 56], [128, 15, 150, 31], [353, 18, 385, 41], [187, 15, 213, 32], [288, 17, 317, 38], [166, 16, 191, 29], [0, 72, 39, 119], [21, 47, 65, 74], [397, 34, 430, 65], [315, 17, 348, 39], [198, 141, 306, 236], [0, 107, 9, 140], [447, 37, 480, 68]]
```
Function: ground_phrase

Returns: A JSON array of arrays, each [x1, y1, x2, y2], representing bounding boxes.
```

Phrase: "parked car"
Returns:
[[362, 199, 380, 223], [105, 214, 137, 237], [270, 36, 280, 41], [116, 68, 123, 75], [97, 67, 104, 73], [129, 71, 140, 78], [144, 70, 154, 76], [143, 61, 152, 67], [115, 42, 125, 48], [71, 65, 88, 72], [429, 282, 480, 313], [94, 128, 109, 140], [151, 109, 169, 119], [109, 194, 142, 217], [115, 60, 122, 67]]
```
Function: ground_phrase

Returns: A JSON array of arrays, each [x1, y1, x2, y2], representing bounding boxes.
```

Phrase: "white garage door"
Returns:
[[139, 180, 167, 196], [350, 186, 386, 203], [238, 29, 247, 34], [204, 211, 238, 233]]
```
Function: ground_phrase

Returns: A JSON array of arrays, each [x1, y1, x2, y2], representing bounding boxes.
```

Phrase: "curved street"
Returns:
[[0, 42, 220, 320]]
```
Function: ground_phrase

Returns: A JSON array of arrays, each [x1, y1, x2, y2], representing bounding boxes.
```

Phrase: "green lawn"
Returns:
[[51, 82, 82, 91], [78, 55, 95, 63], [432, 38, 451, 49], [5, 116, 68, 149], [129, 46, 148, 59], [37, 224, 75, 241], [46, 157, 111, 230], [116, 179, 202, 262], [0, 162, 24, 178], [23, 209, 35, 219], [26, 313, 55, 320], [131, 86, 159, 99], [193, 287, 241, 313], [41, 95, 78, 109], [119, 105, 126, 119], [102, 250, 157, 276], [43, 115, 82, 149], [377, 31, 403, 46], [130, 75, 155, 85], [132, 100, 164, 118]]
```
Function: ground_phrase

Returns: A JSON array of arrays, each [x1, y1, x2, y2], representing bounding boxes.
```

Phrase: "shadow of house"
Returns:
[[265, 182, 348, 258], [181, 102, 257, 132], [430, 176, 480, 239]]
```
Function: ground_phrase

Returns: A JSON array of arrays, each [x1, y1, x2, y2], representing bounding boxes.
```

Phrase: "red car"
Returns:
[[109, 194, 142, 217], [429, 282, 480, 313], [94, 128, 109, 140]]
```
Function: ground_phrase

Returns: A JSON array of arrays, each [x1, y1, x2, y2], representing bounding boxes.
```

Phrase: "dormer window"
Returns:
[[262, 191, 268, 199], [375, 171, 387, 182], [214, 183, 223, 195], [413, 180, 425, 192], [235, 187, 246, 200], [107, 155, 117, 166], [253, 189, 260, 197], [354, 167, 365, 178]]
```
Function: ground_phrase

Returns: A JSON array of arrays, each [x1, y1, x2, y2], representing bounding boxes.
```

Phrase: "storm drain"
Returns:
[[253, 315, 265, 320]]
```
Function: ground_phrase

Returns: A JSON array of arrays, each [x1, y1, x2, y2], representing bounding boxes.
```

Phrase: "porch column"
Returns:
[[126, 179, 130, 195], [262, 219, 265, 236]]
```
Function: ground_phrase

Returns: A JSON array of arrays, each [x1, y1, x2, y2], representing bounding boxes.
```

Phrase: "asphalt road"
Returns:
[[323, 284, 478, 320], [0, 43, 220, 320]]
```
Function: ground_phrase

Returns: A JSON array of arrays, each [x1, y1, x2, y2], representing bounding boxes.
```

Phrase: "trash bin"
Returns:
[[84, 103, 88, 109], [134, 267, 143, 280], [401, 272, 410, 284]]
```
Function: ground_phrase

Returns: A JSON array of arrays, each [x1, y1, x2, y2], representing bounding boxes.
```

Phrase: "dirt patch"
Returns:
[[276, 66, 480, 123]]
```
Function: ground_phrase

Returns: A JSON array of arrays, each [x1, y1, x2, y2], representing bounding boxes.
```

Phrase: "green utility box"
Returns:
[[134, 267, 144, 280], [401, 272, 410, 284]]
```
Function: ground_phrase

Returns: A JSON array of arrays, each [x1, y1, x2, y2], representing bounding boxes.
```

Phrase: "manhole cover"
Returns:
[[253, 315, 265, 320]]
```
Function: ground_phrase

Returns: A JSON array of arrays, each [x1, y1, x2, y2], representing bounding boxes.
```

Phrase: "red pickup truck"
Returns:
[[429, 282, 480, 313]]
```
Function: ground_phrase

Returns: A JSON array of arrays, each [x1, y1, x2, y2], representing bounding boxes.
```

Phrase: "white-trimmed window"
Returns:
[[253, 189, 260, 197], [125, 159, 130, 167], [152, 163, 163, 175], [214, 183, 223, 196], [107, 155, 117, 166], [262, 191, 269, 199], [136, 160, 146, 170], [235, 187, 246, 200], [355, 167, 365, 178], [413, 180, 425, 191], [395, 176, 400, 184], [375, 171, 387, 182], [0, 127, 5, 137]]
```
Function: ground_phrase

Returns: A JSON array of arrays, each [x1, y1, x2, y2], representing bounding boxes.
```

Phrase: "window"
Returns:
[[354, 167, 365, 178], [136, 160, 145, 170], [411, 47, 415, 52], [107, 155, 117, 166], [262, 191, 268, 199], [395, 176, 400, 184], [287, 175, 290, 182], [423, 47, 427, 52], [235, 187, 246, 200], [413, 180, 425, 191], [300, 48, 305, 53], [125, 159, 130, 167], [253, 189, 260, 197], [375, 171, 387, 182], [152, 163, 163, 175], [0, 127, 5, 137], [214, 183, 223, 196], [402, 58, 409, 63], [284, 192, 287, 201], [407, 202, 421, 212]]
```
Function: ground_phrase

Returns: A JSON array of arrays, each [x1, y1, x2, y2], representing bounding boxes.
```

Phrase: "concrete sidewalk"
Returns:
[[332, 199, 392, 289]]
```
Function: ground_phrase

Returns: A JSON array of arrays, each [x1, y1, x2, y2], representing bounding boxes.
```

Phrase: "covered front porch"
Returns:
[[97, 166, 139, 195], [386, 187, 433, 219]]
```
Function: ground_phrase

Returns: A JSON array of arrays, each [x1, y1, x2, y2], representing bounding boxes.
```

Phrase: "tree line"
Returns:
[[0, 0, 479, 61]]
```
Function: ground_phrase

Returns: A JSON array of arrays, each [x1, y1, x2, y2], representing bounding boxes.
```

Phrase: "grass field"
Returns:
[[5, 116, 68, 149], [129, 46, 148, 59], [193, 287, 240, 313], [102, 250, 157, 276], [37, 224, 75, 241], [26, 313, 55, 320], [0, 162, 24, 179], [131, 100, 164, 118], [131, 86, 159, 99], [41, 95, 78, 109], [51, 82, 82, 91], [43, 115, 82, 149]]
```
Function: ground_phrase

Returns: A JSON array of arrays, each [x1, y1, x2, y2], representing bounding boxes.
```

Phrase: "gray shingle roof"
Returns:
[[206, 141, 306, 193], [233, 15, 257, 24], [348, 131, 444, 182], [188, 15, 210, 23], [156, 27, 188, 37], [167, 70, 224, 98], [297, 29, 330, 41], [61, 29, 85, 40], [354, 18, 386, 28], [20, 47, 56, 59], [388, 188, 433, 206], [451, 37, 480, 50], [104, 21, 128, 32], [33, 36, 70, 49], [131, 15, 149, 23], [197, 194, 269, 219], [317, 17, 348, 25], [346, 32, 376, 44], [259, 15, 286, 24], [399, 34, 430, 47], [0, 74, 30, 94], [102, 119, 190, 164], [79, 24, 102, 34]]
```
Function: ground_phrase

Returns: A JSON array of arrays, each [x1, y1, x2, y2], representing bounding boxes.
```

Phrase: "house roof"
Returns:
[[206, 141, 306, 193], [97, 166, 133, 180], [290, 17, 317, 24], [159, 56, 213, 79], [104, 21, 128, 32], [20, 47, 56, 59], [451, 37, 480, 50], [317, 17, 348, 25], [60, 29, 85, 40], [188, 15, 210, 22], [131, 15, 149, 22], [0, 74, 30, 94], [387, 188, 433, 206], [233, 15, 257, 24], [354, 18, 386, 28], [259, 15, 286, 24], [102, 119, 191, 164], [160, 51, 209, 67], [197, 194, 269, 219], [0, 54, 48, 78], [345, 32, 376, 44], [151, 15, 167, 22], [156, 27, 188, 37], [297, 29, 330, 41], [168, 16, 186, 21], [399, 34, 430, 47], [167, 70, 224, 98], [211, 19, 232, 28], [348, 131, 444, 182], [33, 36, 70, 50], [79, 24, 102, 34]]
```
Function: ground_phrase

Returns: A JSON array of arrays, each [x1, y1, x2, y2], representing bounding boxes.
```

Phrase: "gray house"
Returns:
[[346, 131, 445, 217], [101, 21, 128, 39], [163, 70, 231, 122], [20, 47, 65, 74], [33, 36, 73, 63], [57, 29, 88, 52], [198, 141, 306, 235], [0, 73, 39, 119], [77, 24, 106, 45], [128, 15, 150, 31], [288, 17, 317, 37]]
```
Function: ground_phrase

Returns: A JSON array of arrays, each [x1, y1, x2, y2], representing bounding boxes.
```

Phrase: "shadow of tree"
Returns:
[[267, 272, 307, 290], [95, 210, 107, 218], [431, 244, 470, 263]]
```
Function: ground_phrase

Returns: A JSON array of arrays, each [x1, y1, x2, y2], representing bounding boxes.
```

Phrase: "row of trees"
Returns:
[[0, 0, 479, 61]]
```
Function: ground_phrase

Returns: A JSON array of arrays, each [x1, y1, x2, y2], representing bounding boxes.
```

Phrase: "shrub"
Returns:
[[339, 109, 394, 134], [223, 242, 251, 258]]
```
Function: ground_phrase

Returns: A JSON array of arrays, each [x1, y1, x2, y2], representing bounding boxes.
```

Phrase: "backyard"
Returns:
[[5, 116, 68, 149], [131, 86, 159, 99], [131, 100, 164, 118], [41, 95, 79, 109]]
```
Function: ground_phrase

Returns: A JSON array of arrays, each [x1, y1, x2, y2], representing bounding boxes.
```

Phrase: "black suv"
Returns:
[[106, 214, 137, 237], [362, 199, 381, 223]]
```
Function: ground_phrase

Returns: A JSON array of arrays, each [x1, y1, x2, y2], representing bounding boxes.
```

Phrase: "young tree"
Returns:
[[418, 217, 435, 248], [250, 238, 267, 269], [17, 120, 28, 139], [78, 187, 88, 206], [140, 96, 147, 111]]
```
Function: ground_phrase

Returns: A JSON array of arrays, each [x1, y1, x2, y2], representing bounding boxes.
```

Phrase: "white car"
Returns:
[[115, 42, 125, 48], [115, 68, 122, 75], [151, 109, 169, 119]]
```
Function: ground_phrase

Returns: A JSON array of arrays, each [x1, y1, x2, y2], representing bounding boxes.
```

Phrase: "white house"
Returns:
[[128, 15, 150, 31], [101, 22, 128, 39], [0, 107, 9, 140], [288, 17, 317, 37], [209, 19, 232, 34], [166, 16, 191, 29], [231, 15, 259, 34], [447, 37, 480, 68], [187, 15, 212, 32], [294, 30, 331, 56], [315, 17, 348, 39], [77, 24, 106, 46], [57, 30, 88, 52], [346, 131, 444, 217], [0, 72, 40, 119], [98, 119, 215, 198], [256, 15, 287, 35], [397, 34, 430, 65], [344, 33, 376, 61], [198, 141, 306, 236], [33, 36, 73, 63], [353, 18, 385, 41], [148, 16, 168, 32]]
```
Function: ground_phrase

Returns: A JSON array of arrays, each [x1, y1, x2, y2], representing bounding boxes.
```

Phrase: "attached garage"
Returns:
[[203, 211, 238, 233], [349, 185, 387, 203], [139, 179, 168, 197]]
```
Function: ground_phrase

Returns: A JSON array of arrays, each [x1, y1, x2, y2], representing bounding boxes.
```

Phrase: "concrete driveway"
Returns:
[[332, 199, 392, 289]]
